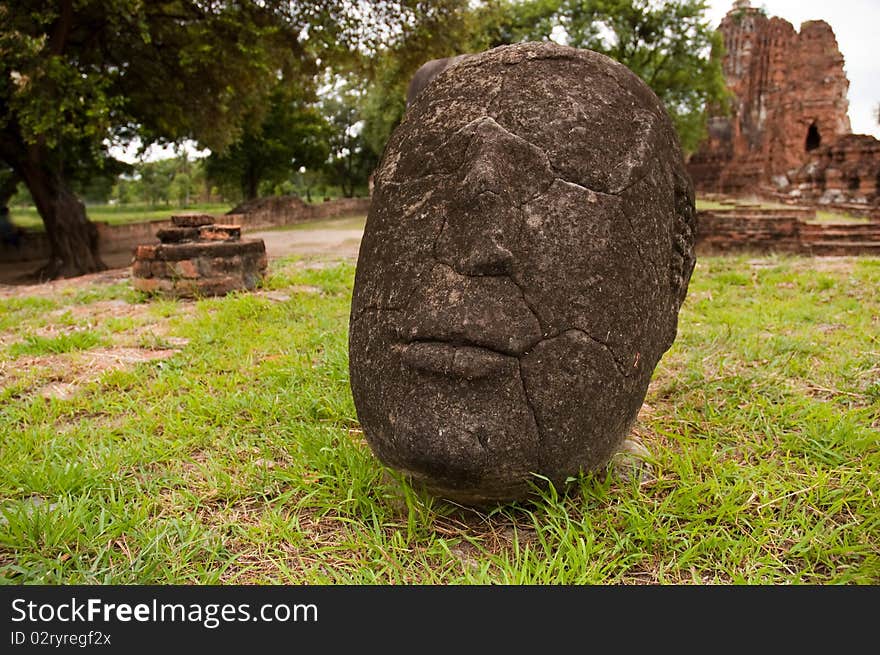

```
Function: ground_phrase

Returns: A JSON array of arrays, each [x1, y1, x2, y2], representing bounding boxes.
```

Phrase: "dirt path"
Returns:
[[248, 226, 364, 260], [0, 218, 366, 287]]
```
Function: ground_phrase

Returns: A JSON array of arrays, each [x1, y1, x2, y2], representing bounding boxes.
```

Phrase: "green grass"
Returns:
[[9, 331, 105, 357], [695, 199, 784, 211], [812, 211, 871, 225], [0, 254, 877, 584], [10, 203, 232, 231]]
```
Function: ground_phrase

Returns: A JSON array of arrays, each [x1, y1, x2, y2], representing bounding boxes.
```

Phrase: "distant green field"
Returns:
[[694, 199, 772, 211], [10, 203, 233, 231], [11, 199, 868, 232]]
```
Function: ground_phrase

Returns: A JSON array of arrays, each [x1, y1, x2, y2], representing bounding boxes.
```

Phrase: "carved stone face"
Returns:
[[349, 43, 696, 504]]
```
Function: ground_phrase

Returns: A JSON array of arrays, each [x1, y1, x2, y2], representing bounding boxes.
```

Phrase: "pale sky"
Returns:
[[706, 0, 879, 138]]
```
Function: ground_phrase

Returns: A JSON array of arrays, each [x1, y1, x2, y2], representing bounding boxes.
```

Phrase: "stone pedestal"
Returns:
[[131, 214, 267, 297]]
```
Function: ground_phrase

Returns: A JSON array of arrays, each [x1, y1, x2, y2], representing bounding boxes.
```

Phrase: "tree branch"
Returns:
[[48, 0, 74, 55]]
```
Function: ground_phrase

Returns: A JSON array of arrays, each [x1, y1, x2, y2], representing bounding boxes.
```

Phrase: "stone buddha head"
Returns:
[[349, 43, 696, 505]]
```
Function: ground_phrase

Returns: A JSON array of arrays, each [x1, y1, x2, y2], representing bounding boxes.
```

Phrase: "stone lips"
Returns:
[[349, 43, 696, 504]]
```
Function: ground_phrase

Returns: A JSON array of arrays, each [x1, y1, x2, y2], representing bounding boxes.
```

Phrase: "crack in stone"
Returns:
[[387, 113, 641, 200], [431, 212, 451, 263], [542, 327, 631, 379], [428, 258, 545, 340], [609, 167, 653, 197], [516, 358, 545, 470], [481, 116, 652, 197], [414, 260, 630, 377], [526, 173, 657, 288]]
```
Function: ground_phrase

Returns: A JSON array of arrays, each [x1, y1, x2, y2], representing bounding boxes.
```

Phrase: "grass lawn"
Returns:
[[694, 199, 781, 211], [0, 254, 877, 584], [9, 203, 233, 231]]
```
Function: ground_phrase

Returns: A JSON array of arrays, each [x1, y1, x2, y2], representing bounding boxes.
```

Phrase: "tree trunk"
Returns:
[[0, 169, 19, 209], [16, 146, 106, 279], [244, 166, 259, 201]]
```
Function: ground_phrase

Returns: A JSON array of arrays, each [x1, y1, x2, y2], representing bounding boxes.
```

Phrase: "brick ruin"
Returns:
[[696, 205, 880, 256], [688, 0, 879, 205], [131, 214, 267, 297], [789, 134, 880, 204]]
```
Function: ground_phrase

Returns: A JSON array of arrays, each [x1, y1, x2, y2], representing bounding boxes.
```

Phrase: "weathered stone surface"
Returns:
[[688, 1, 852, 194], [156, 227, 200, 243], [171, 213, 215, 228], [349, 42, 696, 505], [200, 224, 241, 241]]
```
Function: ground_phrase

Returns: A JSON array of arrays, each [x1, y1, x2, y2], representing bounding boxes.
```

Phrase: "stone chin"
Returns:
[[351, 317, 652, 505], [387, 343, 540, 505]]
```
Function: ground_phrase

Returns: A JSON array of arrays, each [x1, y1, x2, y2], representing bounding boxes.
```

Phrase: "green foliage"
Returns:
[[9, 331, 104, 357], [0, 1, 318, 273], [205, 84, 333, 201], [357, 0, 497, 160], [353, 0, 726, 161], [0, 2, 310, 170], [322, 81, 378, 197], [107, 155, 209, 208]]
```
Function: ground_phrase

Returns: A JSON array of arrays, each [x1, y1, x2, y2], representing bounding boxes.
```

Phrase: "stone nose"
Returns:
[[437, 191, 517, 277], [457, 230, 514, 276], [435, 121, 523, 276], [460, 149, 505, 196]]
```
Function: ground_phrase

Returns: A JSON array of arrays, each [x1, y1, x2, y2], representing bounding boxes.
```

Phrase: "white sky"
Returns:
[[108, 139, 210, 165], [706, 0, 879, 138]]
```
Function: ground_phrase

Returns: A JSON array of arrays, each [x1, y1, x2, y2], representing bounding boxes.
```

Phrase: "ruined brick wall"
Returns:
[[131, 215, 268, 297], [226, 196, 370, 230], [790, 134, 880, 203], [695, 206, 880, 256], [688, 1, 851, 193]]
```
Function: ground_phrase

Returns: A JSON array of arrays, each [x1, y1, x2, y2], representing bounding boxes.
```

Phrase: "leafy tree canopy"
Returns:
[[357, 0, 727, 158], [205, 82, 333, 201], [0, 0, 405, 277]]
